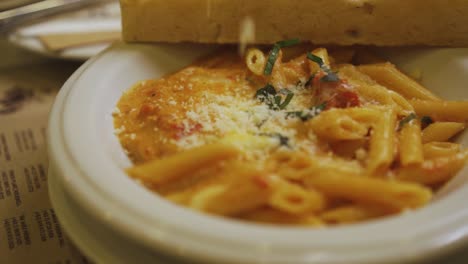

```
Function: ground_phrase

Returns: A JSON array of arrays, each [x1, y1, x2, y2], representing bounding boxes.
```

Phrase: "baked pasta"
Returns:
[[114, 42, 468, 226]]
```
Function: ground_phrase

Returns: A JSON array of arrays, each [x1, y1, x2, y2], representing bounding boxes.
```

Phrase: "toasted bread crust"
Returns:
[[121, 0, 468, 46]]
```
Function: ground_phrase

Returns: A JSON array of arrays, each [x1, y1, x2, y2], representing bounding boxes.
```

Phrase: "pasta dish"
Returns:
[[114, 41, 468, 226]]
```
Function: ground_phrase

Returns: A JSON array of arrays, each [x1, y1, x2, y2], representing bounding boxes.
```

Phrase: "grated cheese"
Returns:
[[171, 88, 316, 158]]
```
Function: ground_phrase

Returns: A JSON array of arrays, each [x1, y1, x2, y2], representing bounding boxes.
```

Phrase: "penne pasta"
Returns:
[[307, 107, 380, 142], [188, 168, 274, 216], [421, 122, 466, 143], [297, 156, 366, 181], [115, 44, 467, 227], [269, 152, 365, 182], [423, 142, 461, 159], [245, 48, 266, 76], [320, 205, 387, 224], [127, 142, 239, 185], [399, 119, 423, 166], [395, 150, 468, 185], [367, 108, 397, 175], [269, 178, 326, 214], [305, 173, 432, 212], [329, 139, 367, 159], [338, 64, 395, 106], [411, 100, 468, 122], [388, 90, 415, 116], [307, 109, 370, 141], [358, 63, 440, 101]]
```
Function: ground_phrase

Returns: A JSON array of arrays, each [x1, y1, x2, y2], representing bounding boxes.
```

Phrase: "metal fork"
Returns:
[[0, 0, 113, 34]]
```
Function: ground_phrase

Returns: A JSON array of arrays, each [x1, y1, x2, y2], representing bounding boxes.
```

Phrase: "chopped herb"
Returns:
[[255, 85, 294, 110], [307, 53, 324, 67], [278, 89, 294, 109], [421, 116, 434, 127], [286, 111, 309, 121], [274, 95, 282, 106], [264, 39, 300, 75], [258, 133, 290, 147], [264, 45, 281, 76], [306, 52, 340, 83], [304, 74, 315, 87], [295, 75, 315, 88], [399, 113, 417, 129], [286, 102, 327, 121], [255, 84, 276, 99]]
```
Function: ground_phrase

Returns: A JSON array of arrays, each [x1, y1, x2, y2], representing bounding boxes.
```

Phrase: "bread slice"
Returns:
[[120, 0, 468, 46]]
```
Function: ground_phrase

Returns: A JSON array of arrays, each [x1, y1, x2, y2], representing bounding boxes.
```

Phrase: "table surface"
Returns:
[[0, 37, 87, 264]]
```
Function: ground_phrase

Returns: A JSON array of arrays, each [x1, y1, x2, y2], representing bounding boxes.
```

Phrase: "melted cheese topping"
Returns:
[[114, 51, 340, 165]]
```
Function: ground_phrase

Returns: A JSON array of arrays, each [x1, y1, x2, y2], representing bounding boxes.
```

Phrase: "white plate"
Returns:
[[8, 1, 120, 61], [49, 154, 182, 264], [48, 57, 182, 264], [48, 42, 468, 264]]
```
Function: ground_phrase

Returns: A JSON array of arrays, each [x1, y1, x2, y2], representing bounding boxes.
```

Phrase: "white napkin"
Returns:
[[8, 1, 121, 60]]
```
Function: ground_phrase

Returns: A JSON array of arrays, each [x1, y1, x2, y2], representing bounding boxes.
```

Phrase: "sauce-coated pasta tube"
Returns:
[[296, 156, 365, 180], [421, 122, 466, 143], [305, 174, 432, 212], [245, 48, 266, 76], [388, 90, 414, 116], [188, 170, 274, 216], [339, 67, 413, 116], [320, 205, 387, 224], [127, 142, 239, 185], [269, 179, 326, 214], [396, 149, 468, 185], [338, 65, 395, 106], [330, 139, 367, 159], [269, 152, 365, 182], [358, 63, 440, 101], [367, 108, 397, 175], [270, 50, 287, 88], [423, 142, 460, 159], [411, 100, 468, 122], [307, 107, 380, 141], [399, 119, 423, 165], [307, 110, 370, 141]]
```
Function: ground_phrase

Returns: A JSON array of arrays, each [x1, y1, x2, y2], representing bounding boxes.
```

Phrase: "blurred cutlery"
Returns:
[[0, 0, 112, 34]]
